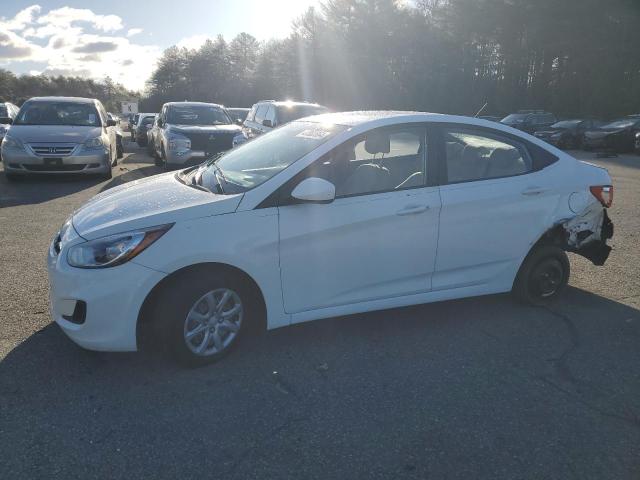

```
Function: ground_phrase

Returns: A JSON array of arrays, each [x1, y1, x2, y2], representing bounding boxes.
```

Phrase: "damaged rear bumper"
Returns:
[[561, 205, 614, 266]]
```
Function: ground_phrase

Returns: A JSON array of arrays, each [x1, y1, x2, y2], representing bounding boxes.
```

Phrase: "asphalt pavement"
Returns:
[[1, 141, 639, 479]]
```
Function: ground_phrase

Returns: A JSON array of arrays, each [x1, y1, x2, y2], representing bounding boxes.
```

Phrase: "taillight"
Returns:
[[590, 185, 613, 208]]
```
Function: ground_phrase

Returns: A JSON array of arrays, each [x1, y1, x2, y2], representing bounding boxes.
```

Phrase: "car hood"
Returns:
[[7, 125, 102, 143], [169, 124, 241, 136], [72, 171, 243, 240]]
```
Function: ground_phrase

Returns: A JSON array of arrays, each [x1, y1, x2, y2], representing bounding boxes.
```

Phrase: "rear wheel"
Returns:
[[154, 269, 255, 366], [512, 245, 570, 305]]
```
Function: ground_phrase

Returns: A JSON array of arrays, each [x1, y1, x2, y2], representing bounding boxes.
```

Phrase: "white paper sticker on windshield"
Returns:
[[296, 127, 332, 140], [88, 114, 96, 123]]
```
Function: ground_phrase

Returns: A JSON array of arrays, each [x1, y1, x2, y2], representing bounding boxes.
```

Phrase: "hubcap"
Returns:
[[531, 259, 563, 298], [183, 288, 243, 356]]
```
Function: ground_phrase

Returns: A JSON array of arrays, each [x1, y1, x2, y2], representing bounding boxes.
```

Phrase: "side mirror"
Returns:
[[0, 117, 14, 125], [262, 119, 273, 128], [291, 177, 335, 204], [106, 119, 116, 127], [235, 118, 243, 125], [157, 119, 164, 128]]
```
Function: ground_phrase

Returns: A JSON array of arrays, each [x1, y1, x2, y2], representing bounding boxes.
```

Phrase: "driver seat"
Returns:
[[337, 132, 392, 196]]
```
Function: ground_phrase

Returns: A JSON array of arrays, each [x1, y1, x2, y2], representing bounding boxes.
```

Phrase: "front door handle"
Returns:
[[396, 205, 430, 216], [521, 187, 548, 196]]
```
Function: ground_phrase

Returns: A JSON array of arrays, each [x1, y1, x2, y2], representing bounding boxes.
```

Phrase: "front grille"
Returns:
[[187, 133, 234, 154], [23, 164, 86, 172], [29, 143, 77, 157]]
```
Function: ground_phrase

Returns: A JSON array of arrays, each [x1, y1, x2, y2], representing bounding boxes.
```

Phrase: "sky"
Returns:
[[0, 0, 319, 91]]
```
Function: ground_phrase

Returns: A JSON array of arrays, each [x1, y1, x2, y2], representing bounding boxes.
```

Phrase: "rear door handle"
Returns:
[[521, 187, 548, 196], [396, 205, 430, 216]]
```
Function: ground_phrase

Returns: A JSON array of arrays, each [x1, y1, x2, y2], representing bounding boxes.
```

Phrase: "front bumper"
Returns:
[[48, 238, 166, 351], [2, 147, 111, 175], [165, 148, 208, 166]]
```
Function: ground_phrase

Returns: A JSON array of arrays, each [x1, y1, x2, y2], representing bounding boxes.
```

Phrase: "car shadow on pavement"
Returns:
[[0, 169, 103, 208], [2, 286, 639, 396], [2, 286, 639, 478]]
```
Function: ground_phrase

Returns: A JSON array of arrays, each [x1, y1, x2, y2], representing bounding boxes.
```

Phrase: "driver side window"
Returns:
[[304, 125, 427, 198]]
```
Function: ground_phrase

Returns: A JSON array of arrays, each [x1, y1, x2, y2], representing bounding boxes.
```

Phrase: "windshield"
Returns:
[[551, 120, 581, 129], [0, 106, 7, 117], [140, 116, 155, 126], [200, 121, 346, 193], [167, 105, 231, 126], [14, 101, 100, 127], [277, 105, 329, 124], [501, 113, 529, 124], [601, 119, 636, 129]]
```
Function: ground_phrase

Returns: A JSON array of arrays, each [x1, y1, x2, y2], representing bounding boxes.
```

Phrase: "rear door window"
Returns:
[[442, 127, 532, 183]]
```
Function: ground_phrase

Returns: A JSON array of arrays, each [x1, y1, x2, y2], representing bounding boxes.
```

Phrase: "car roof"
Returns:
[[302, 111, 440, 127], [300, 111, 562, 139], [165, 102, 224, 108], [257, 101, 325, 108], [26, 96, 97, 104]]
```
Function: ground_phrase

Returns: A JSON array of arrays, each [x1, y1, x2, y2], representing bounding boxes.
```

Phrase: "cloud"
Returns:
[[127, 28, 143, 37], [0, 6, 160, 90], [0, 29, 33, 59], [37, 7, 123, 32], [50, 36, 66, 49], [0, 5, 42, 31], [177, 34, 210, 50], [72, 40, 119, 54]]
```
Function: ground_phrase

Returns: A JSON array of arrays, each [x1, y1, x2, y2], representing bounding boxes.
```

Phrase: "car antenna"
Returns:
[[474, 102, 488, 118]]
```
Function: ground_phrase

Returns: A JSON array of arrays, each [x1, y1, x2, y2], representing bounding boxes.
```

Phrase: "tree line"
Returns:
[[2, 0, 639, 120], [0, 70, 137, 113], [143, 0, 640, 119]]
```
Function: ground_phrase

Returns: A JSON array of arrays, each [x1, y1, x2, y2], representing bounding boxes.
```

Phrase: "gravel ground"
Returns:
[[1, 142, 639, 479]]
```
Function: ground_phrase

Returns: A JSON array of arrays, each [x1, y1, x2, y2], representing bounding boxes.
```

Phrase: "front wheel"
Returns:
[[155, 270, 254, 366], [512, 245, 570, 306]]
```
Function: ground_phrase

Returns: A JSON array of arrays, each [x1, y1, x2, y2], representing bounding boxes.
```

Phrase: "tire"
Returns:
[[153, 269, 255, 367], [512, 245, 570, 306], [160, 144, 168, 169], [102, 151, 113, 179]]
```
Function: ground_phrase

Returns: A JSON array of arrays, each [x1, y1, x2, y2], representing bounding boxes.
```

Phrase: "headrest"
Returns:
[[365, 132, 390, 155], [489, 148, 513, 165]]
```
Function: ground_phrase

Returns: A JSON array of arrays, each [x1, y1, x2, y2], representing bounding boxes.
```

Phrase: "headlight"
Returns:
[[232, 132, 248, 147], [168, 135, 191, 150], [84, 137, 104, 149], [2, 134, 23, 149], [67, 224, 172, 269]]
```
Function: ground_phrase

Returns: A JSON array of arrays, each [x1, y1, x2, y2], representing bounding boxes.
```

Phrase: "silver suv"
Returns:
[[1, 97, 118, 181], [243, 100, 329, 139], [154, 102, 246, 168]]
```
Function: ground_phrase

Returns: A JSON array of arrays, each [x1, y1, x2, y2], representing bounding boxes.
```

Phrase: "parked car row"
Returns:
[[498, 110, 640, 153]]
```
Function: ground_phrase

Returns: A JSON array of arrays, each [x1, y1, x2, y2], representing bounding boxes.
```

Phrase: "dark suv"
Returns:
[[243, 100, 329, 139], [501, 110, 557, 134]]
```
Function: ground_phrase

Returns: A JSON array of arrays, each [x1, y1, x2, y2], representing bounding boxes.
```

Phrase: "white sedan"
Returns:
[[48, 112, 614, 365]]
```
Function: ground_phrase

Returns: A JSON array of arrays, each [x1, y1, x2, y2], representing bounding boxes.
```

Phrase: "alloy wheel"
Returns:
[[183, 288, 243, 356]]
